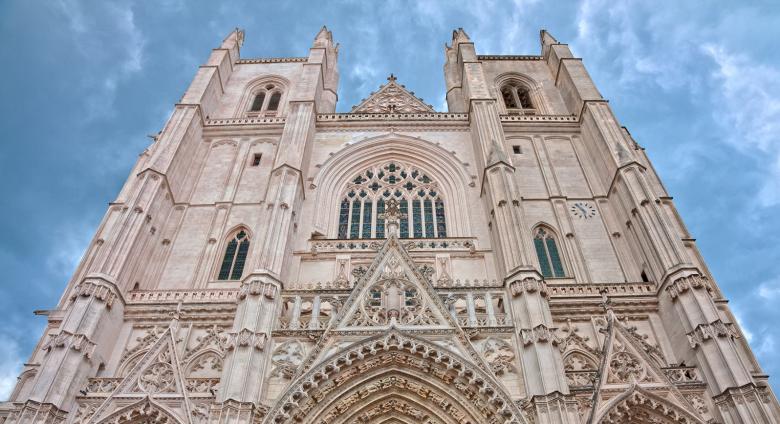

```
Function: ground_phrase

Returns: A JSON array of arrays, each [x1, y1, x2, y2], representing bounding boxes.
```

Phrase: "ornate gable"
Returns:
[[351, 74, 435, 114]]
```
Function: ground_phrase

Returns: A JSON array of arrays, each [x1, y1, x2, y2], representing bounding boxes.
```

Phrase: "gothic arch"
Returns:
[[264, 331, 526, 424], [494, 72, 550, 115], [312, 133, 473, 238], [531, 222, 569, 278], [234, 75, 291, 117], [118, 351, 147, 377], [213, 226, 253, 281], [593, 386, 706, 424], [184, 349, 223, 378]]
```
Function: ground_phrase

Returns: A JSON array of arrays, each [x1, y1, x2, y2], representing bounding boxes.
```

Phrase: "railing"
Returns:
[[127, 289, 238, 304], [317, 112, 468, 121], [547, 282, 656, 297], [456, 313, 511, 328], [205, 116, 286, 126], [663, 366, 703, 385], [308, 237, 476, 253], [277, 316, 333, 331], [500, 114, 578, 122]]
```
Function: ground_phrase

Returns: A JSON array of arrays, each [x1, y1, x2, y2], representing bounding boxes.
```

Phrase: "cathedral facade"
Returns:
[[3, 27, 779, 424]]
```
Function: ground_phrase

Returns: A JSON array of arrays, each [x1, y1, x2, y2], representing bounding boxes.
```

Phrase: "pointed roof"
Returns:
[[351, 74, 435, 114]]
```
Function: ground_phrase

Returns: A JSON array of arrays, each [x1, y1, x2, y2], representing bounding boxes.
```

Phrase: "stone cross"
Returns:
[[379, 198, 406, 238]]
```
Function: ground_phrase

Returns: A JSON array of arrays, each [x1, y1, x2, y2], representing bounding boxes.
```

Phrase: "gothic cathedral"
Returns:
[[3, 27, 779, 424]]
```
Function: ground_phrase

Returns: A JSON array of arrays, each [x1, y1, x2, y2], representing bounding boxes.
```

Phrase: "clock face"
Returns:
[[570, 202, 597, 219]]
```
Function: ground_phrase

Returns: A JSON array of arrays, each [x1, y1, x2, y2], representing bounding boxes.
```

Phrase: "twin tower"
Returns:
[[2, 26, 778, 424]]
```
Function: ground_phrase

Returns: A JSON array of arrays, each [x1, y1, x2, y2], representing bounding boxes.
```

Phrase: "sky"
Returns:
[[1, 0, 779, 398]]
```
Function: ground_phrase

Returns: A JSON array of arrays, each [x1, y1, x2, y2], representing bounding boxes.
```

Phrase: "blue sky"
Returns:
[[1, 0, 779, 397]]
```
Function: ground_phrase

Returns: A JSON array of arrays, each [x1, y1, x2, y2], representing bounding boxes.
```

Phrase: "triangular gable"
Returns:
[[88, 326, 193, 424], [588, 310, 705, 423], [293, 235, 494, 378], [351, 74, 435, 114]]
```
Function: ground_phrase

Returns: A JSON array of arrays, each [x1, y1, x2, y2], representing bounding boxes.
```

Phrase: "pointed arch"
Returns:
[[234, 75, 290, 117], [312, 133, 472, 238], [215, 226, 252, 281], [264, 331, 527, 424], [594, 386, 706, 424], [531, 223, 567, 278], [184, 349, 223, 378], [495, 72, 550, 115]]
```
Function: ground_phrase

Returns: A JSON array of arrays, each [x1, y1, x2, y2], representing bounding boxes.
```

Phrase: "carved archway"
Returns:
[[595, 387, 706, 424], [264, 332, 526, 424]]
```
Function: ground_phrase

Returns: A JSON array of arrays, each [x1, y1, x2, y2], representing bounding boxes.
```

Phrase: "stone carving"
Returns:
[[509, 277, 548, 297], [135, 349, 176, 393], [334, 258, 350, 287], [40, 330, 97, 359], [120, 326, 165, 363], [608, 350, 645, 383], [351, 74, 435, 114], [348, 278, 438, 327], [70, 279, 120, 309], [182, 325, 229, 363], [519, 324, 561, 346], [687, 319, 739, 348], [271, 340, 305, 379], [238, 280, 277, 300], [481, 337, 516, 375], [666, 274, 712, 299], [225, 329, 267, 351], [138, 362, 175, 393]]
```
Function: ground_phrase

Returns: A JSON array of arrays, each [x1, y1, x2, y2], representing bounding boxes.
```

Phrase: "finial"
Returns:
[[599, 289, 615, 320], [387, 73, 397, 83]]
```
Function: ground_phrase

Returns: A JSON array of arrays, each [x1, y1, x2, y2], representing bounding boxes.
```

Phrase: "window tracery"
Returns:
[[500, 81, 536, 114], [247, 83, 283, 115], [533, 226, 565, 278], [217, 230, 250, 281], [337, 162, 447, 239]]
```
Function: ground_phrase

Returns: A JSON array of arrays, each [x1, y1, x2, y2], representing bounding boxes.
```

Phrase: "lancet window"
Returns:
[[533, 227, 565, 278], [501, 82, 535, 114], [336, 162, 447, 239], [217, 230, 250, 280], [248, 84, 283, 115]]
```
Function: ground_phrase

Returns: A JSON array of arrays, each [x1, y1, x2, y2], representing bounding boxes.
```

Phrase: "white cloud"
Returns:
[[0, 334, 25, 400], [702, 43, 780, 206], [55, 2, 147, 120]]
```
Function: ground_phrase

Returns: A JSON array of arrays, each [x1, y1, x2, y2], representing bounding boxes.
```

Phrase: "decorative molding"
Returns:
[[519, 324, 561, 346], [509, 277, 549, 298], [478, 54, 544, 60], [687, 319, 739, 348], [225, 329, 267, 351], [236, 57, 307, 64], [40, 330, 97, 359], [70, 279, 122, 309], [666, 274, 713, 300], [238, 280, 277, 300]]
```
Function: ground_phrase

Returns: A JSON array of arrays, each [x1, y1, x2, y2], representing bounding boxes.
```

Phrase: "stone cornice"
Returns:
[[236, 57, 307, 64], [477, 54, 544, 61]]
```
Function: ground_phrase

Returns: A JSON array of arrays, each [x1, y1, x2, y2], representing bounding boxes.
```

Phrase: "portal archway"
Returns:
[[264, 332, 525, 424]]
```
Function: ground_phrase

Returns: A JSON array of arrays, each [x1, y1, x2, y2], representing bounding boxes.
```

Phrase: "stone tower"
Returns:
[[2, 26, 778, 424]]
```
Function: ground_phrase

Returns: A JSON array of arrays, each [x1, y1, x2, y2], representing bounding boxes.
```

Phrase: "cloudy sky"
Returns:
[[1, 0, 779, 397]]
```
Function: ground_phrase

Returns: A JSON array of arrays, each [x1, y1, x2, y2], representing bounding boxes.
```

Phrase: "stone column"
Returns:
[[12, 279, 124, 424], [665, 271, 779, 424], [508, 274, 580, 424], [216, 278, 280, 423]]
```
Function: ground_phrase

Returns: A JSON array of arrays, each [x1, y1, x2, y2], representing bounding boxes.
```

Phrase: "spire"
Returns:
[[540, 29, 561, 58], [451, 27, 471, 46], [221, 27, 244, 49], [313, 25, 333, 47]]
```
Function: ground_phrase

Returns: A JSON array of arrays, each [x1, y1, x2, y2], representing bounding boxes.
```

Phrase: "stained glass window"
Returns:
[[218, 230, 250, 281], [534, 227, 565, 278], [336, 162, 447, 240], [435, 199, 447, 238], [349, 200, 361, 239], [338, 200, 349, 239], [413, 199, 423, 238], [362, 200, 372, 238], [376, 199, 385, 239]]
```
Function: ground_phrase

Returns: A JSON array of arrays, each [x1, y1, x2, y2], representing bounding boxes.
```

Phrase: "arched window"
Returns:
[[217, 230, 250, 280], [533, 227, 565, 278], [500, 82, 535, 114], [336, 162, 447, 239], [247, 84, 283, 115]]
